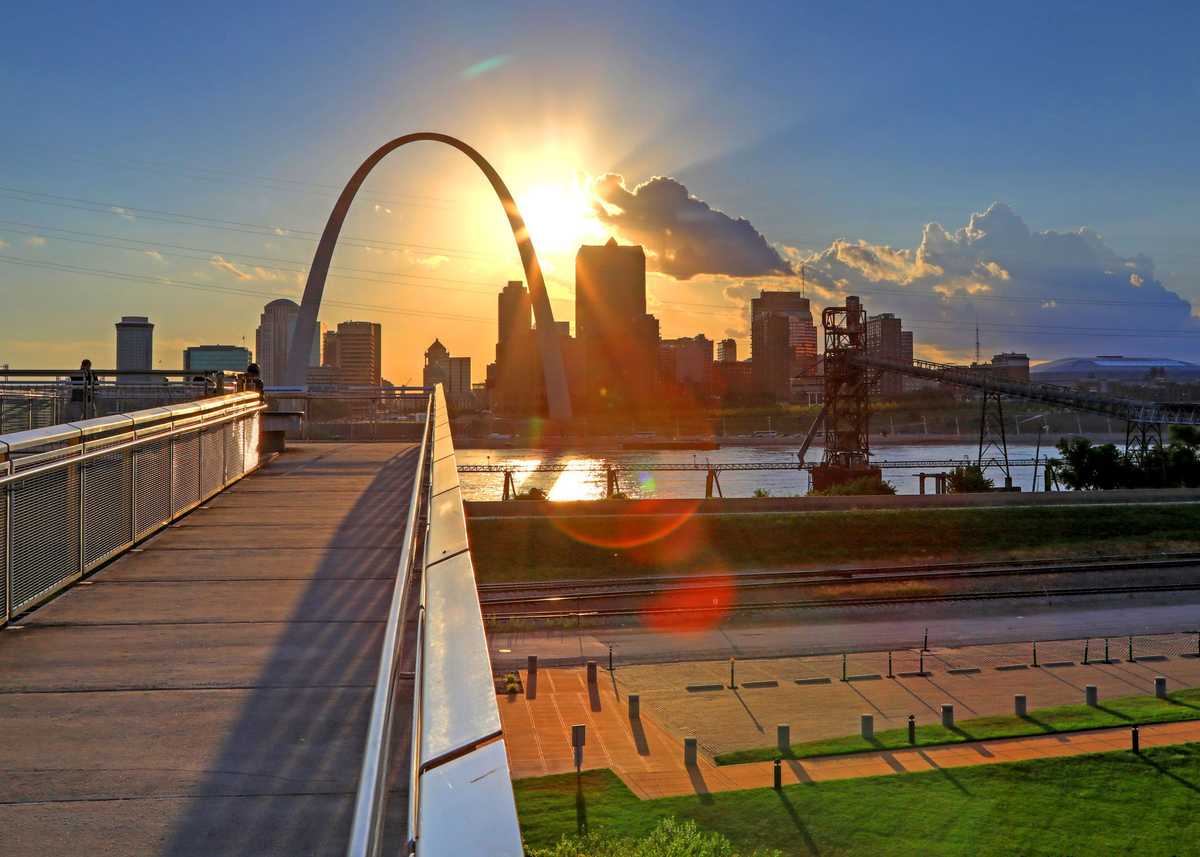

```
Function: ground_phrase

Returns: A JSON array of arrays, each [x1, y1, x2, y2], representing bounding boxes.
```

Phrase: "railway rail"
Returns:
[[479, 553, 1200, 620]]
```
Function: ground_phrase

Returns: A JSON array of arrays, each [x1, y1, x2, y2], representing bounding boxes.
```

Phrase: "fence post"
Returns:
[[841, 653, 847, 682], [1084, 640, 1089, 665], [887, 650, 894, 678], [729, 657, 737, 689], [1128, 636, 1134, 663], [1033, 641, 1038, 667]]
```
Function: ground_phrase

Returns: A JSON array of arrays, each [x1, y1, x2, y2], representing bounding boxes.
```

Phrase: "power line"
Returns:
[[7, 145, 463, 210], [0, 186, 503, 260], [0, 255, 493, 325]]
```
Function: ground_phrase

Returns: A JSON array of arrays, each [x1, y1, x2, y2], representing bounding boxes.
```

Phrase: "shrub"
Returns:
[[529, 817, 782, 857], [808, 476, 896, 496], [514, 486, 548, 501], [752, 488, 772, 498], [947, 465, 994, 493]]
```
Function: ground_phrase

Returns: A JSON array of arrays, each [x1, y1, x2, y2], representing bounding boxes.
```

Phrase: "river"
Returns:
[[456, 442, 1061, 500]]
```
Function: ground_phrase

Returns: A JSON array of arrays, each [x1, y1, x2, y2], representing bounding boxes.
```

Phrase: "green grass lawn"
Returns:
[[468, 504, 1200, 582], [516, 744, 1200, 856], [715, 687, 1200, 765]]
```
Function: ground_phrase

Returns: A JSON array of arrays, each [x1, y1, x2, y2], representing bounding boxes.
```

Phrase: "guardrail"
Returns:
[[347, 384, 522, 857], [0, 391, 266, 626]]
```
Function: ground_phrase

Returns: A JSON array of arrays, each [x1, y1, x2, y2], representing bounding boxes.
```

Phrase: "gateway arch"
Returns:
[[283, 132, 573, 422]]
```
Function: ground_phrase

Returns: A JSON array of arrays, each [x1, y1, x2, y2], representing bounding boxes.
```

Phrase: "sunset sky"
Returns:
[[3, 1, 1198, 382]]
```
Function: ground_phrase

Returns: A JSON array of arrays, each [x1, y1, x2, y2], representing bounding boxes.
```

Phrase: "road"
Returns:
[[487, 589, 1200, 670]]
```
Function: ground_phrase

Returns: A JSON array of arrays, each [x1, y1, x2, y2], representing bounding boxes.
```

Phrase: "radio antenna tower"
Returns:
[[975, 321, 981, 365]]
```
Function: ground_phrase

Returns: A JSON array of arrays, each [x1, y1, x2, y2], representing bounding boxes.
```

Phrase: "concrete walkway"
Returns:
[[0, 443, 416, 856], [500, 665, 1200, 799]]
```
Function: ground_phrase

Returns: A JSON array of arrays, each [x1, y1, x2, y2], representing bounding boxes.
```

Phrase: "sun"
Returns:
[[516, 176, 607, 256]]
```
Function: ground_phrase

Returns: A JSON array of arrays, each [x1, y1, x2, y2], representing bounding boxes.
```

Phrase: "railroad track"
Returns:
[[479, 553, 1200, 619]]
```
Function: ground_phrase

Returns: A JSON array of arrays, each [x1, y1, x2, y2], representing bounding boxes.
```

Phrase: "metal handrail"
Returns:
[[346, 390, 434, 857], [0, 398, 264, 487]]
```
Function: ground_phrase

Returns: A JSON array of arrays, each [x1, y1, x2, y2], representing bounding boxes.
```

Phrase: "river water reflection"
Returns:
[[456, 442, 1058, 501]]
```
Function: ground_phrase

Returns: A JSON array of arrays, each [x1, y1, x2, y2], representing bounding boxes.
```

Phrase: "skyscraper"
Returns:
[[865, 312, 910, 397], [334, 321, 382, 386], [750, 291, 817, 399], [717, 338, 738, 363], [115, 316, 153, 383], [575, 238, 659, 412], [254, 299, 323, 385]]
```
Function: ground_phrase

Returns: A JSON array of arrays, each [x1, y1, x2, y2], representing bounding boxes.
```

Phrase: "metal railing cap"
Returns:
[[69, 413, 136, 438], [0, 422, 83, 451]]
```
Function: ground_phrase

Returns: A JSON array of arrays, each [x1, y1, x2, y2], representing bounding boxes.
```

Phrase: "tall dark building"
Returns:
[[497, 280, 532, 346], [575, 238, 659, 413], [750, 291, 817, 400], [490, 280, 540, 414], [865, 313, 908, 397]]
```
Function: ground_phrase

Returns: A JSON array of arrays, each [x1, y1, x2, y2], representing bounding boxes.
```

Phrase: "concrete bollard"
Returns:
[[777, 724, 790, 752], [1086, 685, 1098, 707], [684, 737, 698, 767], [941, 704, 954, 728], [629, 694, 640, 719], [586, 660, 597, 685], [1156, 677, 1167, 699], [861, 714, 874, 740], [1014, 694, 1027, 717], [527, 655, 538, 680]]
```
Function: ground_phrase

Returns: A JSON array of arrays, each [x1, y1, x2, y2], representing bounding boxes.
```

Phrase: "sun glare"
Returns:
[[516, 177, 607, 256]]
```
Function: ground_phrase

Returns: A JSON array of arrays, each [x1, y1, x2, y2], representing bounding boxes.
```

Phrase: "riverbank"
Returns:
[[454, 432, 1129, 450]]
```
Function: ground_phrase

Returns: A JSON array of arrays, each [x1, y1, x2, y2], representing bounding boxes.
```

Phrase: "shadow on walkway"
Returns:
[[160, 445, 417, 856]]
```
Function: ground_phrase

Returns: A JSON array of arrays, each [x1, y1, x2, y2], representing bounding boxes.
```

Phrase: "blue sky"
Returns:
[[2, 1, 1197, 378]]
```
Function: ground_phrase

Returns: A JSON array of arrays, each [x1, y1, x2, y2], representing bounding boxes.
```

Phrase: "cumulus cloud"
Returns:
[[143, 249, 165, 263], [798, 202, 1198, 361], [591, 174, 791, 280], [110, 206, 135, 222]]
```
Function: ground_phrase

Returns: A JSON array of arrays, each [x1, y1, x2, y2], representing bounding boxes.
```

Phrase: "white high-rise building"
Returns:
[[115, 316, 154, 383], [254, 299, 322, 385]]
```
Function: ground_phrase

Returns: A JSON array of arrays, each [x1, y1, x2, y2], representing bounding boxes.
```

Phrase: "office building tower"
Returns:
[[254, 299, 322, 386], [115, 316, 154, 383], [334, 321, 382, 386], [497, 280, 532, 347], [865, 313, 910, 397], [183, 345, 251, 373], [575, 238, 659, 412], [717, 338, 738, 363], [660, 335, 714, 388], [750, 291, 818, 399]]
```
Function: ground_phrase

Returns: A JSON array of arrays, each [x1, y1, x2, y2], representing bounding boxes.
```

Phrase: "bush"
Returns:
[[529, 817, 782, 857], [808, 476, 896, 496], [947, 465, 994, 493], [514, 486, 548, 501], [752, 488, 772, 498]]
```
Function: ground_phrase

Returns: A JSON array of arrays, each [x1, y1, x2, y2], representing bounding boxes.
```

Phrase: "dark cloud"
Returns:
[[591, 174, 792, 280]]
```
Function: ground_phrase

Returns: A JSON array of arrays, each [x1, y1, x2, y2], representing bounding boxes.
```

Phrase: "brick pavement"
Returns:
[[610, 637, 1200, 756], [498, 638, 1200, 799]]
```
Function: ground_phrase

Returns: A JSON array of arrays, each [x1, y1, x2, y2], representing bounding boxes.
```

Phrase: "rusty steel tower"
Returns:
[[813, 295, 880, 490]]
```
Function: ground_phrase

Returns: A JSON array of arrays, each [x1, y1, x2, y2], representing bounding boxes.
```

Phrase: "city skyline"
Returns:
[[3, 3, 1198, 382]]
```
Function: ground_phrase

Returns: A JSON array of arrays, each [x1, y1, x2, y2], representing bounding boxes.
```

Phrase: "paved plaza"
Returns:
[[498, 635, 1200, 799]]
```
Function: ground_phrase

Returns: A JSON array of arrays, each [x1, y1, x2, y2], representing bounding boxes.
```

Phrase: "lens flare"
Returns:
[[548, 498, 702, 550], [643, 573, 735, 633]]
